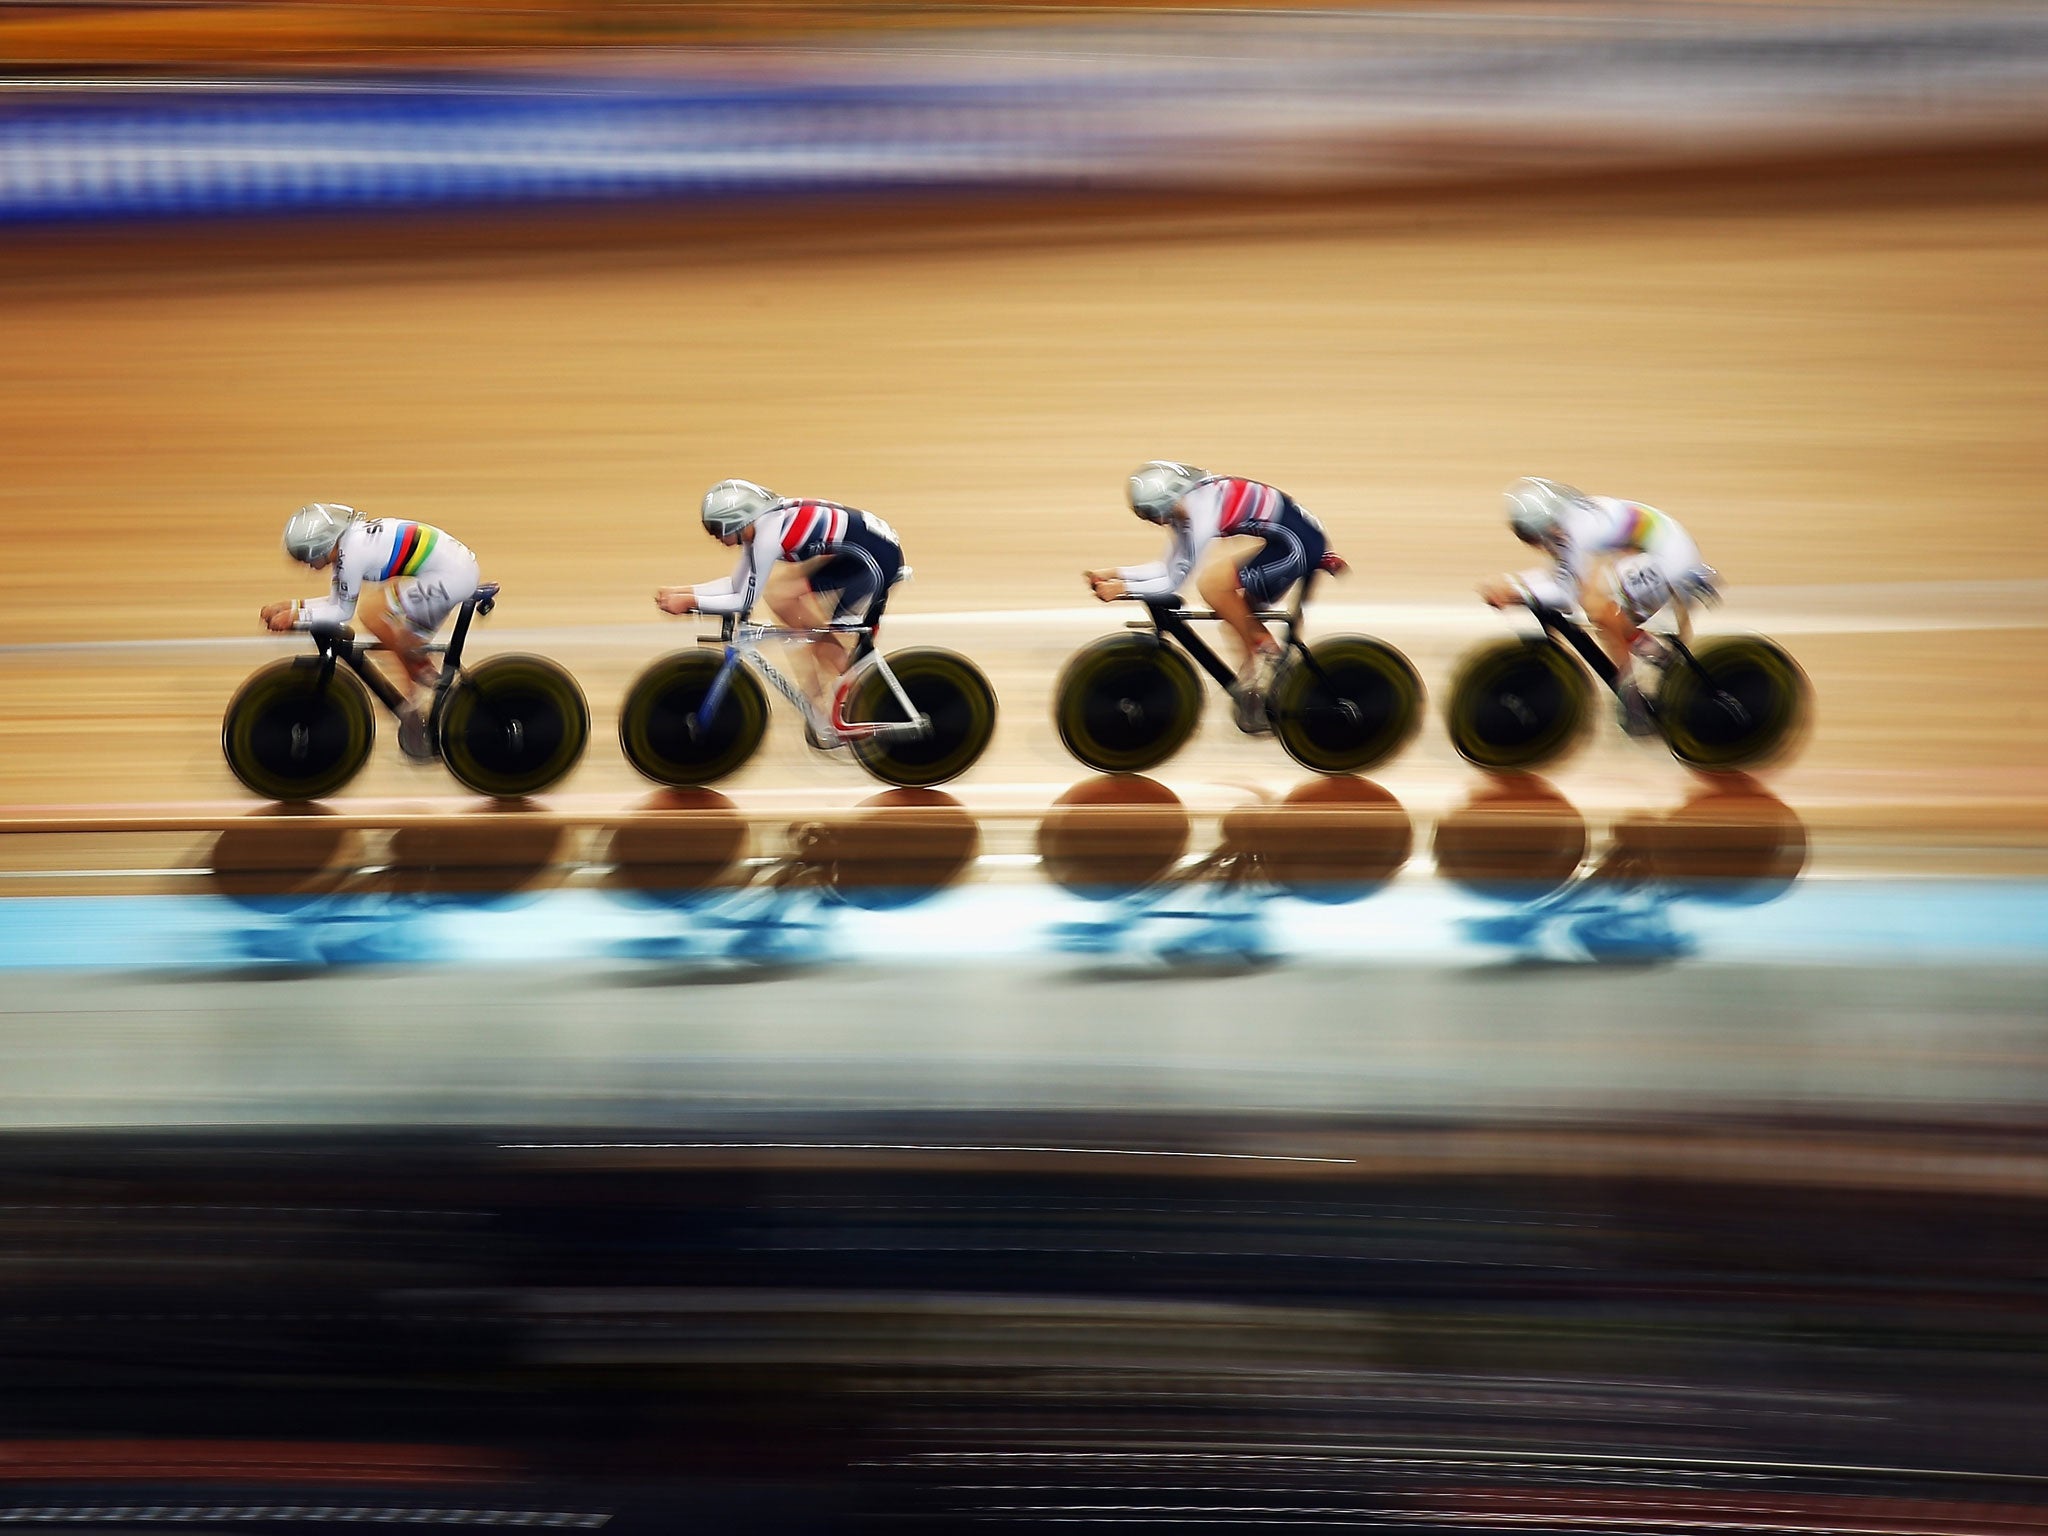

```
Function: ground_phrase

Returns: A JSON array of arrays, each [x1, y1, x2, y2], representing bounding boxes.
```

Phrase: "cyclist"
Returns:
[[261, 502, 482, 758], [1479, 477, 1719, 734], [1085, 461, 1341, 731], [656, 479, 905, 734]]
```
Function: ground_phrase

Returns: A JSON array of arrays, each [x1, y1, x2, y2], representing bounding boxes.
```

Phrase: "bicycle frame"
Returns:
[[306, 583, 497, 724], [1118, 571, 1336, 692], [1524, 601, 1623, 690], [693, 599, 928, 744], [1523, 599, 1741, 722]]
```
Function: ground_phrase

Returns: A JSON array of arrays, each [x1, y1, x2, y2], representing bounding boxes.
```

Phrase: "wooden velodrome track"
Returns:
[[2, 151, 2045, 860]]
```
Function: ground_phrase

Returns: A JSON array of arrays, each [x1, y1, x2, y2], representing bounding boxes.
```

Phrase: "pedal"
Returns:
[[1614, 687, 1660, 740], [397, 711, 439, 762], [803, 721, 852, 758], [1230, 688, 1274, 736]]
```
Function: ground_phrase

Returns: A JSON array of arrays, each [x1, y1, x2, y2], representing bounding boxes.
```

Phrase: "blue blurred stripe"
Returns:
[[7, 8, 2048, 224], [0, 75, 1143, 223], [0, 881, 2045, 971]]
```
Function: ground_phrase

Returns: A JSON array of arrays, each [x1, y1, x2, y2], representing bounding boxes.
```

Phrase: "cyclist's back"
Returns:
[[691, 497, 904, 620]]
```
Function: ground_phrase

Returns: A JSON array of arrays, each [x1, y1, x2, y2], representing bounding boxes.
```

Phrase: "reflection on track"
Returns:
[[206, 801, 570, 966], [193, 776, 1808, 971], [1044, 774, 1415, 966], [1037, 774, 1191, 898], [602, 788, 751, 900], [1433, 773, 1589, 900], [601, 788, 979, 969], [1450, 772, 1808, 964], [208, 790, 983, 970], [1042, 772, 1806, 969]]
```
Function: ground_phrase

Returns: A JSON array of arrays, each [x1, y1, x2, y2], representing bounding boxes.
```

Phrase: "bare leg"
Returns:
[[1582, 560, 1666, 737], [1579, 557, 1643, 680], [359, 602, 436, 712], [1195, 542, 1276, 668], [810, 626, 854, 710], [1584, 590, 1641, 676], [764, 563, 849, 720]]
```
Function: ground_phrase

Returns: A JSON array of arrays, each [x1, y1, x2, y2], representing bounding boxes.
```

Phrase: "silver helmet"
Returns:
[[701, 478, 779, 539], [282, 502, 359, 564], [1127, 460, 1205, 524], [1503, 477, 1589, 549]]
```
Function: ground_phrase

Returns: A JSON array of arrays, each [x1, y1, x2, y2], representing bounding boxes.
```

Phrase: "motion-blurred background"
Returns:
[[2, 3, 2047, 1531]]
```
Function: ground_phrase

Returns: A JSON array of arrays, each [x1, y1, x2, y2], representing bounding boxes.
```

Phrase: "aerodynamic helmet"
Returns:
[[701, 478, 780, 539], [282, 502, 359, 565], [1127, 461, 1206, 524], [1503, 477, 1589, 549]]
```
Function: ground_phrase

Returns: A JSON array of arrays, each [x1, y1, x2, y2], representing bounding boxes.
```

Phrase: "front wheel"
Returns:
[[1270, 635, 1424, 774], [222, 657, 376, 802], [1446, 638, 1594, 771], [619, 650, 770, 787], [1657, 636, 1808, 770], [845, 647, 998, 788], [1053, 633, 1203, 774], [437, 653, 590, 798]]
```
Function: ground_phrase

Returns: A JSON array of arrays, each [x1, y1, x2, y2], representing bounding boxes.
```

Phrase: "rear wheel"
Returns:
[[1053, 634, 1203, 774], [221, 657, 375, 802], [1657, 636, 1808, 770], [1270, 635, 1424, 774], [1446, 639, 1593, 771], [438, 654, 589, 798], [619, 650, 770, 787], [846, 647, 998, 788]]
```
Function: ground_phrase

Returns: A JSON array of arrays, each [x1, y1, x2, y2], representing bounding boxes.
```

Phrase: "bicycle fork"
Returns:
[[691, 645, 745, 740]]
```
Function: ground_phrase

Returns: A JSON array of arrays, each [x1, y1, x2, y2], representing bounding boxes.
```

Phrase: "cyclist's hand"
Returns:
[[1478, 577, 1523, 609], [260, 601, 296, 632], [655, 587, 697, 615], [1086, 572, 1127, 602]]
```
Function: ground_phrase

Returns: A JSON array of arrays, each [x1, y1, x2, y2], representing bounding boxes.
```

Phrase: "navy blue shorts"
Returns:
[[1238, 501, 1327, 605], [808, 526, 904, 619]]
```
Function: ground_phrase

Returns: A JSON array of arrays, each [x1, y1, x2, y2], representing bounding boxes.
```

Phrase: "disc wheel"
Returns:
[[845, 647, 999, 788], [1270, 635, 1424, 774], [1054, 633, 1203, 774], [437, 653, 590, 798], [1657, 636, 1808, 770], [619, 650, 770, 788], [1446, 638, 1594, 771], [221, 657, 375, 802]]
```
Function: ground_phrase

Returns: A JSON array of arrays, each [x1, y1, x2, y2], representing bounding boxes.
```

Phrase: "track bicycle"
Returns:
[[222, 582, 590, 801], [1446, 595, 1807, 771], [1052, 573, 1423, 774], [619, 591, 997, 789]]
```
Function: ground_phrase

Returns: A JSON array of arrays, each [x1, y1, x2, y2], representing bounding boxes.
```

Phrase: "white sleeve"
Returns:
[[690, 548, 751, 616], [293, 531, 362, 627], [1117, 485, 1220, 597], [692, 530, 780, 617], [1513, 562, 1578, 611], [1117, 526, 1192, 598], [1513, 502, 1592, 610]]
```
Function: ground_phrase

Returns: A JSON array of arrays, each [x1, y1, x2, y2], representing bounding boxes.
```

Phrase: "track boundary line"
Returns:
[[3, 579, 2046, 656]]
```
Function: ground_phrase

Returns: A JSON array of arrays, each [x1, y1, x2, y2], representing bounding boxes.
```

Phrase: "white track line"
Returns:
[[2, 580, 2044, 656]]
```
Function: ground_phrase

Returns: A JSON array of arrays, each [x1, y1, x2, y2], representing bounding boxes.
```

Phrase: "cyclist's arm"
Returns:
[[1117, 507, 1209, 598], [1116, 554, 1179, 598], [1508, 563, 1577, 611], [292, 539, 361, 628], [689, 546, 758, 616]]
